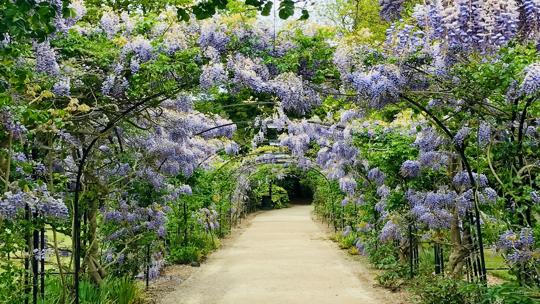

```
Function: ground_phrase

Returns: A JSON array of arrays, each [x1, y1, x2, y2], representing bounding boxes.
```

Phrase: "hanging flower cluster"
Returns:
[[196, 206, 220, 232], [497, 228, 538, 265]]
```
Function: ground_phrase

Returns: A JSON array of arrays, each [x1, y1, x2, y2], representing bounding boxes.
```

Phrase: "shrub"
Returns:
[[366, 240, 398, 270], [376, 266, 408, 292], [409, 275, 483, 304], [168, 246, 203, 264], [40, 276, 143, 304], [481, 283, 538, 304]]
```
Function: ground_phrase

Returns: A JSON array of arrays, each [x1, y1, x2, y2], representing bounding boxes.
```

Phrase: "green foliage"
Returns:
[[40, 276, 143, 304], [264, 29, 339, 85], [0, 0, 63, 41], [181, 0, 307, 22], [409, 275, 483, 304], [366, 240, 398, 270], [318, 0, 388, 43], [410, 276, 539, 304], [481, 283, 539, 304], [168, 231, 220, 264], [0, 264, 26, 303], [335, 232, 357, 249], [270, 185, 289, 208], [168, 245, 203, 264], [376, 265, 408, 291]]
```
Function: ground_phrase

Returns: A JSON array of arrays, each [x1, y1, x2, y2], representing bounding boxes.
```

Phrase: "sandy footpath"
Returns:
[[158, 205, 404, 304]]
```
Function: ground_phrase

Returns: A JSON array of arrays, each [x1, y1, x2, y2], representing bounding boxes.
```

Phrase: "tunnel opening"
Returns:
[[277, 175, 313, 205]]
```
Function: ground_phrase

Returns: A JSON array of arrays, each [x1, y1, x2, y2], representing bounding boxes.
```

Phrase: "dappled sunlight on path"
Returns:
[[160, 205, 398, 304]]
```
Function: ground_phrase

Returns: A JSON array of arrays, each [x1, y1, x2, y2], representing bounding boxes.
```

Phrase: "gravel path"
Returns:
[[160, 205, 401, 304]]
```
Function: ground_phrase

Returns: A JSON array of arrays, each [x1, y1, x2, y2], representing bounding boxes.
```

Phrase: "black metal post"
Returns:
[[408, 224, 414, 278], [32, 212, 39, 304], [73, 176, 82, 304], [341, 206, 345, 229], [183, 199, 188, 245], [24, 205, 30, 304], [40, 226, 45, 300], [440, 246, 444, 277], [434, 243, 441, 275], [218, 202, 223, 236], [145, 243, 150, 290]]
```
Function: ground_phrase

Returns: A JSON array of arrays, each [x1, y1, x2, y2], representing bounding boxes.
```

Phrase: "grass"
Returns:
[[38, 276, 145, 304], [485, 248, 516, 282], [0, 225, 72, 272]]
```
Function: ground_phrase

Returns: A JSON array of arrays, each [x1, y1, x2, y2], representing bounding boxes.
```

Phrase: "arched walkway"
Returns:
[[160, 204, 400, 304]]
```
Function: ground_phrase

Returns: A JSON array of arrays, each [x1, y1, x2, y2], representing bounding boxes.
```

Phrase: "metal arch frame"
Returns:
[[210, 152, 340, 231]]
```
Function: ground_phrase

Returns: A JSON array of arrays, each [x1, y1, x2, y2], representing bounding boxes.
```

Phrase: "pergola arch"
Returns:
[[197, 149, 342, 232]]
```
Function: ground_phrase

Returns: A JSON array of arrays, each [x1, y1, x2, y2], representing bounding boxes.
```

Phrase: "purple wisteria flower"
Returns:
[[100, 11, 120, 38], [379, 0, 405, 21], [479, 187, 498, 204], [408, 187, 457, 229], [105, 249, 114, 263], [34, 41, 60, 76], [355, 239, 366, 255], [162, 94, 193, 113], [342, 225, 352, 237], [197, 206, 220, 232], [200, 62, 227, 89], [199, 22, 230, 52], [521, 63, 540, 96], [400, 160, 421, 178], [532, 191, 540, 204], [64, 0, 86, 28], [348, 64, 404, 109], [227, 53, 270, 92], [148, 252, 165, 280], [497, 227, 537, 265], [367, 167, 386, 186], [0, 187, 68, 220], [339, 109, 359, 125], [419, 151, 448, 170], [270, 72, 321, 114], [377, 185, 390, 198], [453, 126, 470, 147], [12, 152, 27, 162], [225, 142, 240, 155], [123, 36, 153, 63], [101, 75, 128, 97], [414, 127, 443, 152], [380, 220, 402, 242], [477, 122, 491, 147], [52, 77, 71, 97], [178, 184, 192, 195], [523, 0, 540, 38], [339, 176, 357, 195], [520, 228, 535, 247], [453, 171, 489, 189], [33, 249, 47, 261]]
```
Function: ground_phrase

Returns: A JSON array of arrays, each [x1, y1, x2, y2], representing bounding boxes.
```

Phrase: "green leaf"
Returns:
[[245, 0, 264, 8], [278, 0, 294, 19], [261, 1, 273, 16], [299, 9, 309, 20], [177, 7, 190, 22], [213, 0, 228, 10], [192, 3, 216, 20]]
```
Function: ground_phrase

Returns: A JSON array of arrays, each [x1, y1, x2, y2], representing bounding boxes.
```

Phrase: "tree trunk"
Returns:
[[84, 196, 106, 284], [447, 211, 470, 277]]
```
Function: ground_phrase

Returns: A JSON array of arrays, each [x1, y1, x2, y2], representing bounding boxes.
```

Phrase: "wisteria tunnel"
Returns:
[[2, 0, 540, 303]]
